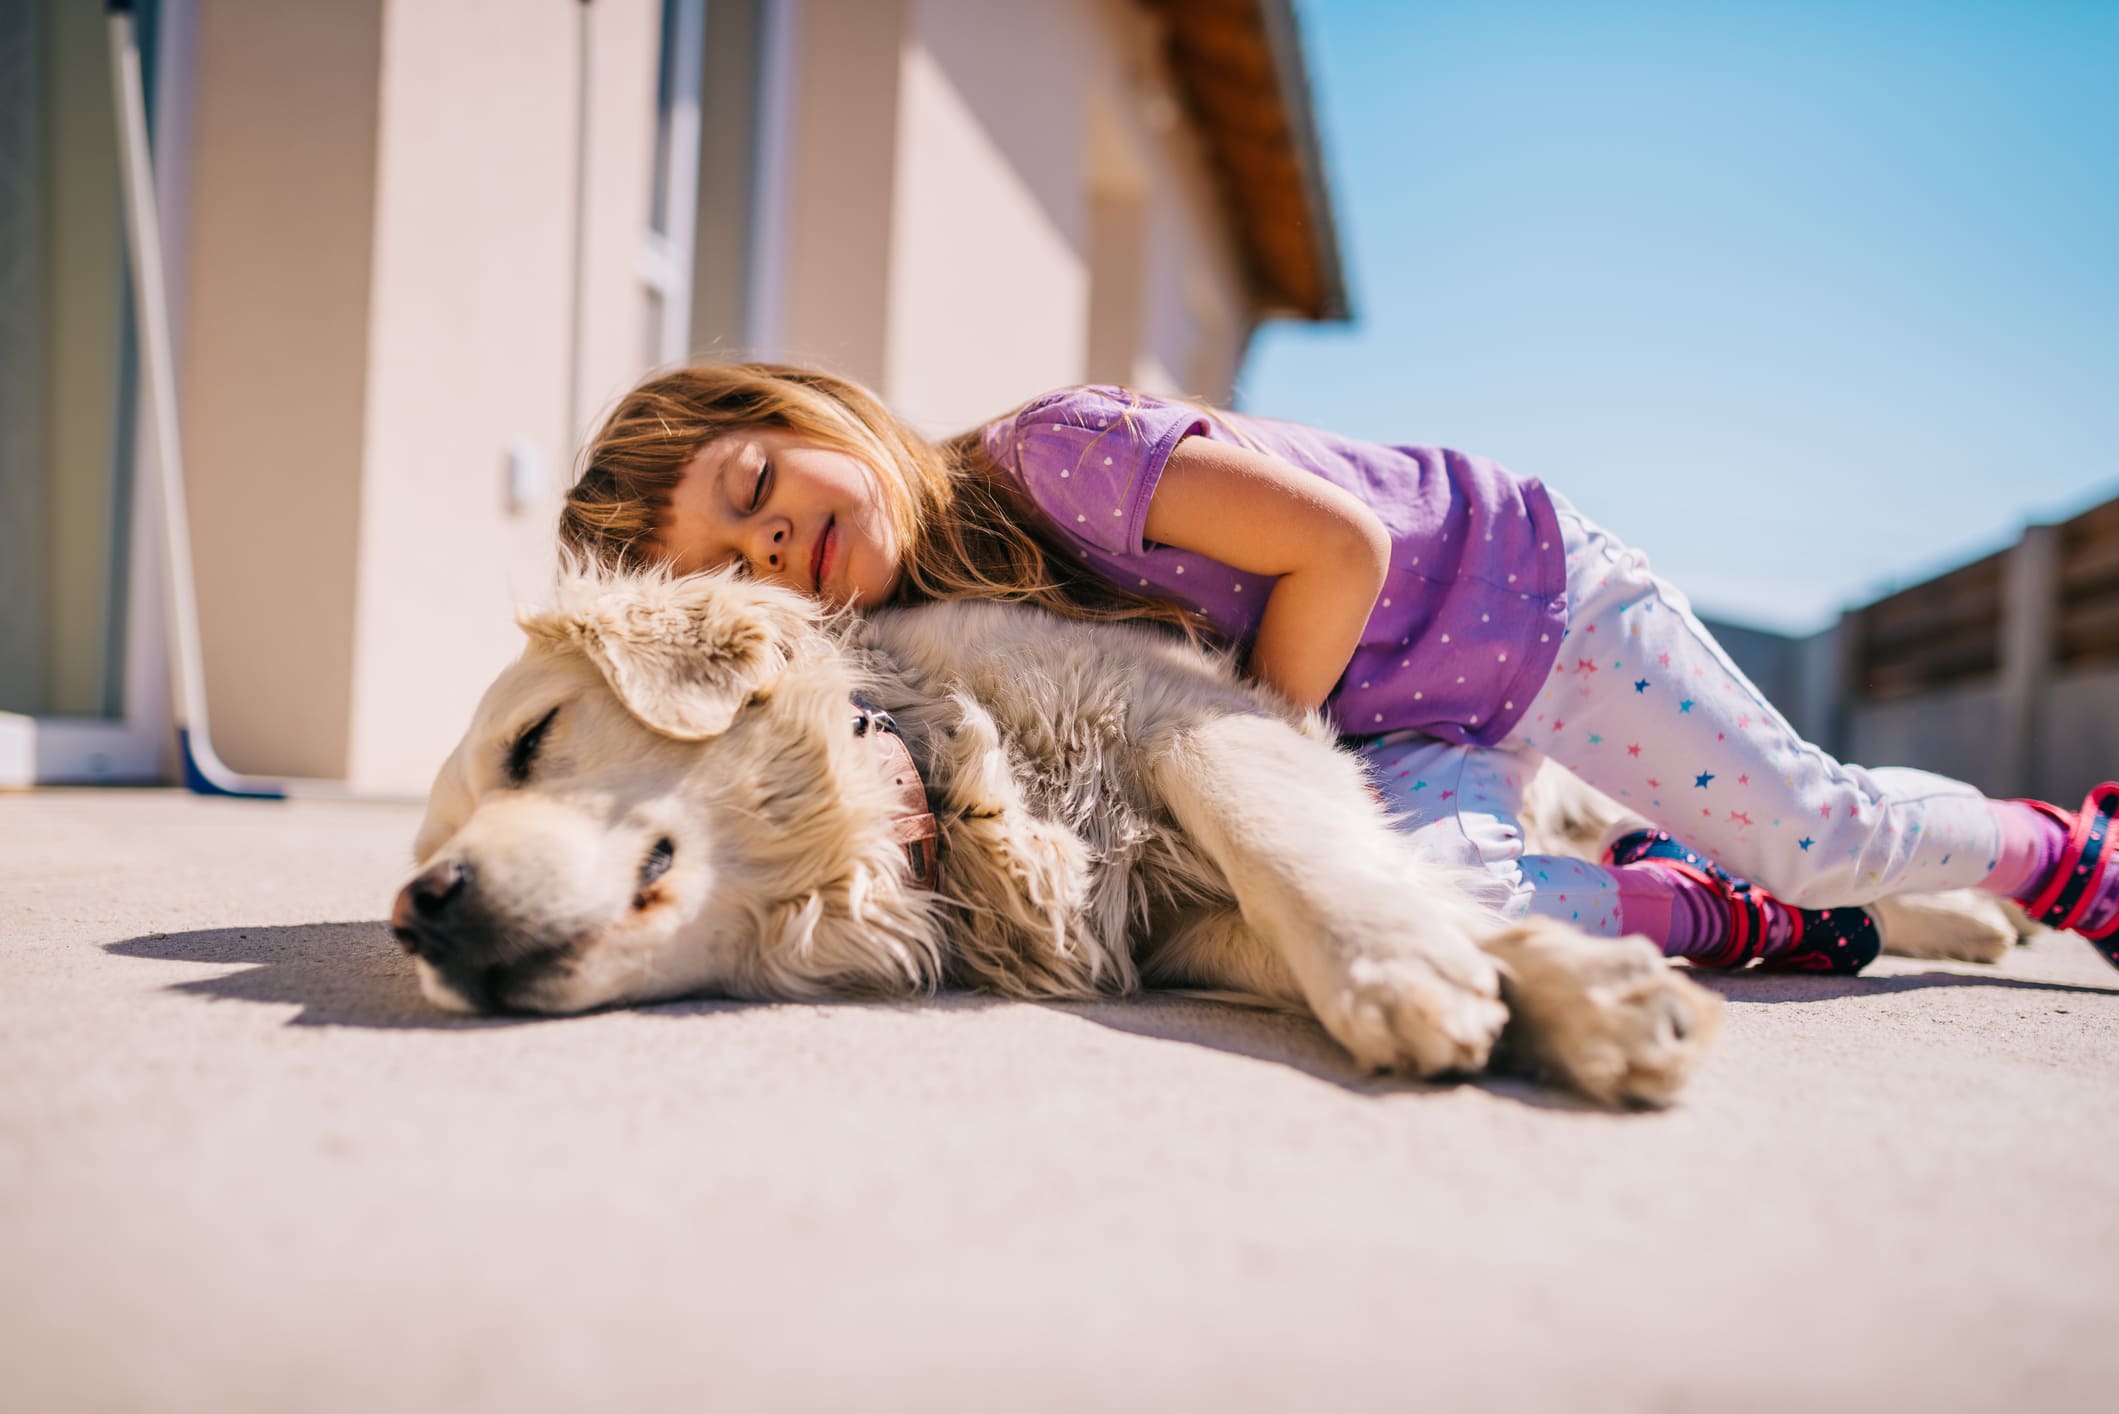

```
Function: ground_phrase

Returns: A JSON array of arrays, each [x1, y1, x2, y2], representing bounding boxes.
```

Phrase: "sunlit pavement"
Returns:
[[5, 789, 2116, 1413]]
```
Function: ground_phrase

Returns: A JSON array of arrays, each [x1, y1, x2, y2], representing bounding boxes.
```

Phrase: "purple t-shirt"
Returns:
[[978, 386, 1568, 746]]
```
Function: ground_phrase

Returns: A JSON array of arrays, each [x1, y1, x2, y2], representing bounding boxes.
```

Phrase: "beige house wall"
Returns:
[[882, 0, 1095, 433], [174, 0, 663, 792], [873, 0, 1250, 436], [345, 0, 663, 793], [176, 0, 381, 781], [172, 0, 1266, 793], [1138, 99, 1248, 399], [772, 0, 907, 390]]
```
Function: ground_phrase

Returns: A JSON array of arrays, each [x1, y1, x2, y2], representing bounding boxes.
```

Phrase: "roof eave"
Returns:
[[1146, 0, 1351, 324]]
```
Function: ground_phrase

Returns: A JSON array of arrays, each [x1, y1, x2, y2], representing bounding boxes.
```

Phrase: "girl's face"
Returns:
[[658, 427, 903, 607]]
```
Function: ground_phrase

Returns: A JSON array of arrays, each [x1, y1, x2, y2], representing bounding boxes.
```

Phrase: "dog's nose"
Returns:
[[412, 858, 470, 916], [392, 859, 474, 952]]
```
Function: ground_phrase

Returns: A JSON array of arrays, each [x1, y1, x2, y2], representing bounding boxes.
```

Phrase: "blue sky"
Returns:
[[1245, 0, 2119, 632]]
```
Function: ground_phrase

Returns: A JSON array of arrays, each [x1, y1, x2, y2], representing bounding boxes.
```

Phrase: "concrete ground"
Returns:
[[4, 789, 2116, 1413]]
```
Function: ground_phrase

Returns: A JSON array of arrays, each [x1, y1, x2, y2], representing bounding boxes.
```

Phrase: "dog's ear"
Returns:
[[523, 568, 819, 740]]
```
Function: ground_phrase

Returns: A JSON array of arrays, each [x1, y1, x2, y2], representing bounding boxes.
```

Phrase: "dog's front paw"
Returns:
[[1314, 945, 1508, 1078], [1485, 919, 1721, 1108]]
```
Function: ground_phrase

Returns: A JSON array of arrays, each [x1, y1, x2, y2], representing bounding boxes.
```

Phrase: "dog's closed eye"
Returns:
[[506, 706, 561, 785], [640, 837, 674, 886], [634, 837, 675, 910]]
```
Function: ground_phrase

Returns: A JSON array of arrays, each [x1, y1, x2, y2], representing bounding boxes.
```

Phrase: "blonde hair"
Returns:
[[560, 362, 1212, 640]]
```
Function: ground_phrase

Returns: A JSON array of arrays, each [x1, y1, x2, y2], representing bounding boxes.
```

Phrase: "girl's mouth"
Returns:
[[812, 516, 836, 594]]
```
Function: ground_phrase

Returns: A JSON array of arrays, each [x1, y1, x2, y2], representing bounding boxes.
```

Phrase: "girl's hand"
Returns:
[[1143, 437, 1390, 711]]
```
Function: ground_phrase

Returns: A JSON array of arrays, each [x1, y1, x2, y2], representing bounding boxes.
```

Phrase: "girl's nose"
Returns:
[[757, 522, 788, 572]]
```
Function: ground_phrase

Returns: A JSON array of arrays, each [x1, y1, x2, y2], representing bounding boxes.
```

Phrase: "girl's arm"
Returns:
[[1141, 437, 1390, 711]]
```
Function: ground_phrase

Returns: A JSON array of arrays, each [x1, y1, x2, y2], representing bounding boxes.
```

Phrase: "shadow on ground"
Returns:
[[107, 922, 526, 1031], [1040, 994, 1601, 1108], [105, 921, 1542, 1102], [103, 922, 1525, 1101], [110, 921, 2108, 1105], [1692, 966, 2115, 1006]]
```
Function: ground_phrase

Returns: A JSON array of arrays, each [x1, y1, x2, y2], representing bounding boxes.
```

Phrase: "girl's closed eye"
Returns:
[[635, 411, 904, 604]]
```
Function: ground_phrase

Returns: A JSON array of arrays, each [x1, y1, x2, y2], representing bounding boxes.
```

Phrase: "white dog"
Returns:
[[398, 568, 1720, 1107]]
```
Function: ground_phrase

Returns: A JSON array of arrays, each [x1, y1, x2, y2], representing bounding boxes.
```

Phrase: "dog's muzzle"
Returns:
[[390, 859, 572, 1009]]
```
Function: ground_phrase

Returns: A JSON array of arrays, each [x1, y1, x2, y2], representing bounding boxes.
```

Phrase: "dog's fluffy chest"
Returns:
[[861, 603, 1269, 992]]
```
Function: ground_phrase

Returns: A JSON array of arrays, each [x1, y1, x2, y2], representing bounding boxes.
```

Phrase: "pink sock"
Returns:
[[1614, 862, 1727, 959], [1614, 858, 1809, 961], [1992, 795, 2119, 937], [1983, 801, 2066, 899]]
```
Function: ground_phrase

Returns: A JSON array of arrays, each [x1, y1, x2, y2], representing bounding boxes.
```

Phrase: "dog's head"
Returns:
[[396, 567, 945, 1014]]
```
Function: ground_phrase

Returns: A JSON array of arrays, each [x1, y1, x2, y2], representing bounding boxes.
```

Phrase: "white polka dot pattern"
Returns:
[[982, 386, 1570, 746]]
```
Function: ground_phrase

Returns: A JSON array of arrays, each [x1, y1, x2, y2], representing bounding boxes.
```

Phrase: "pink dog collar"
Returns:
[[851, 697, 940, 891]]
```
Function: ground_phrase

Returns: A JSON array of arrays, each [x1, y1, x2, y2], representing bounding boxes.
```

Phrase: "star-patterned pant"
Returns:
[[1357, 493, 2004, 937]]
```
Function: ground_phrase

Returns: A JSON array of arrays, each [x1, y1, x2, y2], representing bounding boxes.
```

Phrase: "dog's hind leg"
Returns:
[[1149, 713, 1508, 1078], [1870, 889, 2021, 962]]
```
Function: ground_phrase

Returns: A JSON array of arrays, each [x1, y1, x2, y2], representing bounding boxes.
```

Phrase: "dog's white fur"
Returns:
[[404, 569, 1720, 1107]]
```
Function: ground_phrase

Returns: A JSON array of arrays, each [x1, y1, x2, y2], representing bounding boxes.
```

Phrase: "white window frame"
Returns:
[[638, 0, 706, 366], [0, 0, 191, 787]]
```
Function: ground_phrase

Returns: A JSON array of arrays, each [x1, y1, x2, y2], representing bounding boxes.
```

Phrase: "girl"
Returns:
[[558, 362, 2119, 975]]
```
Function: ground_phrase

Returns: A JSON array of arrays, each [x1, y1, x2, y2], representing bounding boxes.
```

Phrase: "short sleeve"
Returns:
[[989, 387, 1208, 556]]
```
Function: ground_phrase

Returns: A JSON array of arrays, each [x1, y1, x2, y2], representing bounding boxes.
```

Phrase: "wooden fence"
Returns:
[[1848, 550, 2005, 702], [2058, 496, 2119, 669], [1849, 493, 2119, 701], [1829, 489, 2119, 801]]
